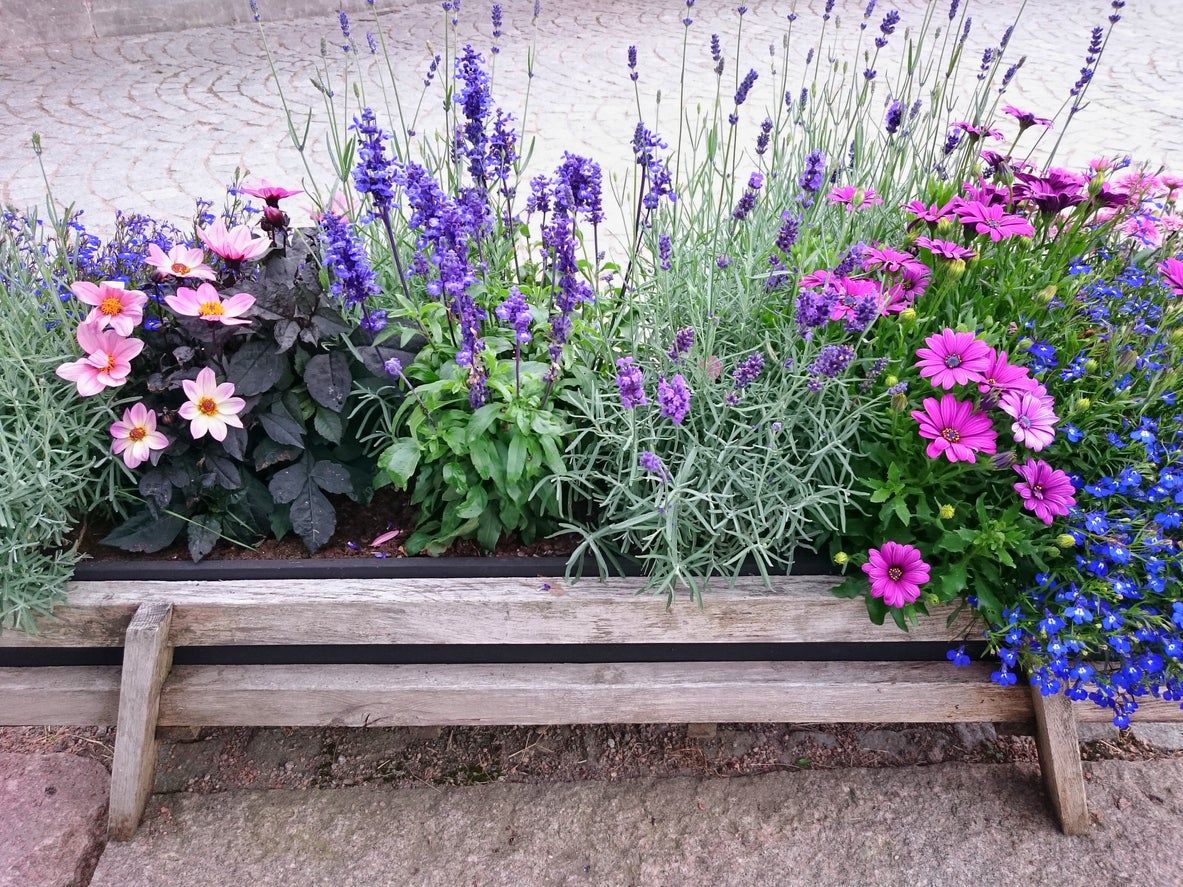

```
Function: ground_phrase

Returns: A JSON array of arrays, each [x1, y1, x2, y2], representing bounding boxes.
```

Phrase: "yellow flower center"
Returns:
[[887, 566, 904, 582], [128, 426, 147, 442], [104, 354, 117, 372], [198, 300, 224, 317], [197, 397, 219, 416], [171, 261, 192, 275], [99, 296, 124, 316]]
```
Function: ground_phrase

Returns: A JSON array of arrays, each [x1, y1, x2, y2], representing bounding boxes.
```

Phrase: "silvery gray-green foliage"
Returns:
[[0, 214, 122, 630]]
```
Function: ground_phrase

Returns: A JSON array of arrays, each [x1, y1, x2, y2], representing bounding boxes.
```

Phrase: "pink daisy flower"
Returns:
[[903, 200, 954, 223], [1002, 105, 1054, 130], [862, 245, 913, 274], [826, 186, 883, 212], [1013, 459, 1076, 525], [110, 403, 169, 469], [976, 349, 1036, 398], [197, 219, 271, 263], [955, 201, 1035, 241], [1158, 257, 1183, 296], [145, 244, 216, 281], [861, 542, 931, 608], [165, 283, 256, 326], [1000, 387, 1058, 451], [240, 178, 302, 205], [179, 368, 246, 442], [915, 329, 992, 389], [914, 236, 976, 262], [882, 263, 931, 314], [911, 394, 998, 463], [55, 323, 144, 396], [70, 281, 147, 337], [798, 269, 835, 290]]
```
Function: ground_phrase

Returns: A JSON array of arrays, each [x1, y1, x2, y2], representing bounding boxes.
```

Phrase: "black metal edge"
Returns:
[[0, 640, 985, 668], [71, 551, 836, 582]]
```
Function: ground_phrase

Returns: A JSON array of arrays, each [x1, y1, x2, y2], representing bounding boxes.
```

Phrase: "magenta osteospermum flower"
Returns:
[[1013, 459, 1076, 525], [862, 541, 931, 608], [862, 245, 913, 273], [1000, 386, 1058, 451], [911, 394, 998, 463], [915, 329, 992, 389], [903, 199, 954, 223], [976, 348, 1036, 397], [1158, 257, 1183, 296], [955, 201, 1035, 241], [914, 236, 976, 262], [1002, 105, 1054, 130], [826, 186, 883, 212]]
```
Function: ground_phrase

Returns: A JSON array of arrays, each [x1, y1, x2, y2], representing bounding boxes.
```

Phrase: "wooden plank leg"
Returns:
[[108, 603, 174, 841], [1030, 685, 1090, 835]]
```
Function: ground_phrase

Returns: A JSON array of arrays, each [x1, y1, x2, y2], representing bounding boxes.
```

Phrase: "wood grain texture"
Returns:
[[156, 661, 1032, 727], [0, 576, 972, 647], [0, 666, 121, 725], [108, 603, 174, 842], [1030, 685, 1091, 836]]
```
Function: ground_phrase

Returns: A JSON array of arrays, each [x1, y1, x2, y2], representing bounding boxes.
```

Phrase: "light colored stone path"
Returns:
[[1, 0, 1181, 232], [0, 752, 109, 887], [90, 759, 1183, 886]]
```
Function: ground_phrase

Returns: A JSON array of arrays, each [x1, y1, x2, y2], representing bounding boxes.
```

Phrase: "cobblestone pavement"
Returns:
[[1, 0, 1181, 232]]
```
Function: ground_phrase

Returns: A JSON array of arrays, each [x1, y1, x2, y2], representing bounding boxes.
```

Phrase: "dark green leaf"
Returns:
[[138, 470, 172, 510], [187, 514, 222, 562], [204, 454, 242, 490], [101, 510, 184, 553], [221, 426, 248, 461], [310, 306, 352, 339], [313, 407, 342, 443], [289, 483, 335, 552], [274, 319, 301, 353], [378, 439, 420, 489], [304, 351, 352, 412], [268, 455, 313, 504], [506, 434, 527, 485], [259, 402, 306, 447], [311, 460, 353, 495], [253, 437, 302, 471], [226, 340, 287, 397]]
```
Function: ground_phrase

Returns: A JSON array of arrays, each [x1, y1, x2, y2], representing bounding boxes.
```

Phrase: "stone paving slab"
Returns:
[[90, 760, 1183, 886], [1, 0, 1181, 233], [0, 752, 109, 887]]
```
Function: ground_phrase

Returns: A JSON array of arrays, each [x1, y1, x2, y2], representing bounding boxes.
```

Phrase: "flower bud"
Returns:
[[884, 374, 899, 388], [1056, 534, 1077, 548], [935, 217, 957, 236], [922, 592, 940, 606], [1075, 397, 1091, 411], [833, 552, 849, 566], [1038, 284, 1057, 302], [890, 391, 909, 411], [938, 503, 955, 520], [899, 307, 917, 324], [1117, 349, 1138, 370], [1085, 358, 1099, 372], [991, 450, 1017, 470], [947, 258, 967, 278]]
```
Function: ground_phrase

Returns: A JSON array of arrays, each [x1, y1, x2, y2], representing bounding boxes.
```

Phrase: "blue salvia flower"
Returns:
[[351, 108, 397, 215], [319, 212, 379, 308], [885, 99, 903, 135]]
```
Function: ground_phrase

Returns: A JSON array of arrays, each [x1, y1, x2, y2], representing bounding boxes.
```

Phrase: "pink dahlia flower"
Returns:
[[145, 244, 216, 281], [179, 367, 246, 442], [197, 219, 270, 263], [110, 403, 169, 469], [915, 329, 992, 389], [166, 283, 255, 326], [240, 178, 302, 205], [70, 281, 147, 337], [862, 542, 931, 608], [912, 394, 998, 463], [1013, 459, 1076, 525], [826, 186, 882, 212], [1000, 387, 1058, 451], [55, 323, 144, 396], [1158, 257, 1183, 296], [977, 348, 1036, 397], [955, 201, 1035, 241]]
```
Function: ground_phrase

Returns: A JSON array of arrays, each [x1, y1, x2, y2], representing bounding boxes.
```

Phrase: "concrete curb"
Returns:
[[0, 0, 409, 48]]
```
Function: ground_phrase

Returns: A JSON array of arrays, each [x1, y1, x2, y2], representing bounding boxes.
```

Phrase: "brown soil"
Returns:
[[74, 487, 578, 563]]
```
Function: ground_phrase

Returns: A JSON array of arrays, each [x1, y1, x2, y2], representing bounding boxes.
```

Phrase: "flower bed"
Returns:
[[2, 0, 1181, 837]]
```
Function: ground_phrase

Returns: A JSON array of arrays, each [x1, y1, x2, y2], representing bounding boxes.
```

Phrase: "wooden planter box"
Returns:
[[3, 560, 1179, 839]]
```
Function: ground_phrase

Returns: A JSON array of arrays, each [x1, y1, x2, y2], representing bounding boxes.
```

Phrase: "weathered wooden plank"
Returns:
[[0, 576, 971, 648], [157, 661, 1031, 727], [108, 603, 174, 841], [0, 666, 122, 725], [1030, 686, 1091, 835]]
